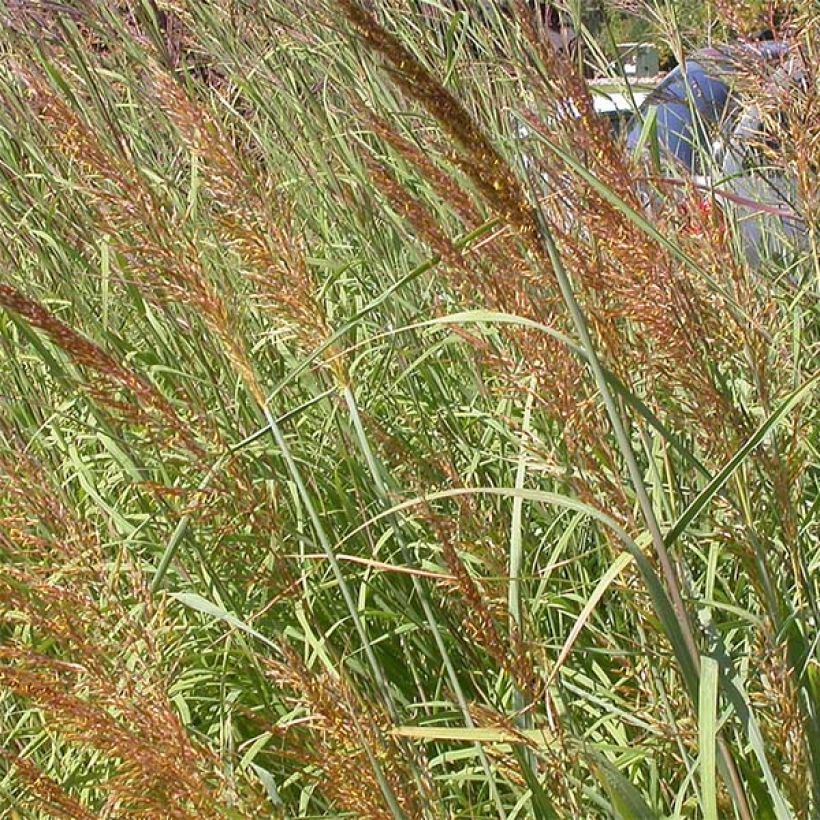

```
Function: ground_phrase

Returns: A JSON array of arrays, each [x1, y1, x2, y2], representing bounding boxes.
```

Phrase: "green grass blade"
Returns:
[[546, 551, 634, 688], [699, 656, 720, 820], [586, 750, 660, 820], [665, 372, 819, 548]]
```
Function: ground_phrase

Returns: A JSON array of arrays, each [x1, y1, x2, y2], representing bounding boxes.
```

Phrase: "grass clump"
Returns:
[[0, 1, 817, 817]]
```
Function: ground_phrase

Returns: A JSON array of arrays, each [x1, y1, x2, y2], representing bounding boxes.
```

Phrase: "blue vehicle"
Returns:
[[626, 42, 807, 264], [626, 42, 788, 171]]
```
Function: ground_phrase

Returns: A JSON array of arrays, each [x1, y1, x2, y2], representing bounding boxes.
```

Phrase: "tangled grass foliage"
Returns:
[[0, 1, 817, 817]]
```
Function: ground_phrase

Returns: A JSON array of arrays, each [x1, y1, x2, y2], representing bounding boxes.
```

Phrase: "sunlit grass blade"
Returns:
[[699, 655, 720, 820]]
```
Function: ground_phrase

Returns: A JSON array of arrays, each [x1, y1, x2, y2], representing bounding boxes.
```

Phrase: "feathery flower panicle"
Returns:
[[361, 150, 473, 272], [355, 96, 543, 284], [712, 0, 793, 37], [337, 3, 660, 514], [750, 629, 811, 817], [26, 71, 268, 406], [0, 283, 206, 459], [357, 104, 484, 229], [468, 701, 582, 813], [0, 436, 79, 541], [427, 515, 541, 703], [518, 120, 756, 459], [497, 6, 757, 447], [1, 754, 97, 820], [353, 113, 540, 305], [0, 652, 234, 819], [151, 70, 335, 362], [266, 644, 428, 818], [0, 443, 265, 817], [336, 0, 540, 247]]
